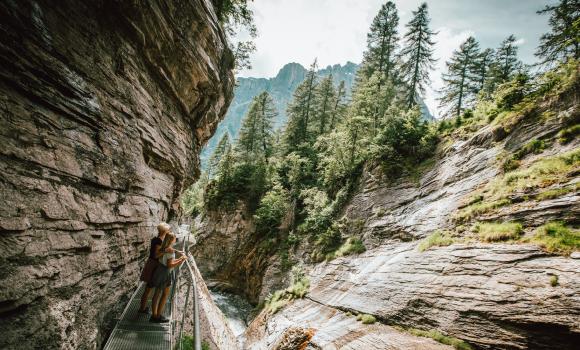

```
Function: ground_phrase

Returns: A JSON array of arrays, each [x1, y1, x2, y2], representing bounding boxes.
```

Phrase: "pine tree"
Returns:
[[473, 48, 494, 92], [400, 2, 437, 108], [330, 80, 347, 130], [364, 1, 399, 89], [209, 133, 231, 176], [489, 35, 522, 87], [536, 0, 580, 65], [284, 59, 318, 152], [237, 91, 276, 162], [438, 36, 481, 118], [314, 75, 336, 135]]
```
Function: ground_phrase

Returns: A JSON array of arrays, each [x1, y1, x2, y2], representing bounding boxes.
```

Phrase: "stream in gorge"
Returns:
[[209, 289, 255, 344]]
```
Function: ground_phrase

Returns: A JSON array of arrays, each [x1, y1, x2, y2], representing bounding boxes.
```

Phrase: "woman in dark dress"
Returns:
[[138, 222, 171, 313]]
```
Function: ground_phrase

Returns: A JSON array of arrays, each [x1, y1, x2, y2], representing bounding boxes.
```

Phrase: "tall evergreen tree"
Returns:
[[330, 80, 347, 130], [364, 1, 400, 89], [400, 2, 437, 108], [314, 75, 336, 135], [438, 36, 481, 118], [489, 35, 522, 87], [237, 91, 276, 162], [209, 133, 231, 176], [473, 48, 494, 92], [536, 0, 580, 65], [284, 59, 318, 152]]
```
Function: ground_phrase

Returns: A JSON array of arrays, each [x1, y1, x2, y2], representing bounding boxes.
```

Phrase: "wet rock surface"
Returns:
[[0, 0, 234, 349]]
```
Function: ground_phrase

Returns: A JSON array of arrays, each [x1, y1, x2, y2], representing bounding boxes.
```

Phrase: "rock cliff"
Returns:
[[242, 92, 580, 349], [0, 0, 234, 349]]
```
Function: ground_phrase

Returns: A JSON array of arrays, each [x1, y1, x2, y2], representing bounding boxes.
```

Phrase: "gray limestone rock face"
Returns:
[[0, 1, 234, 349]]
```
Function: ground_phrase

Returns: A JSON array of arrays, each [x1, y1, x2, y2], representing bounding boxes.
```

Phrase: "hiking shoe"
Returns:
[[149, 316, 158, 323], [138, 307, 150, 314], [157, 316, 170, 323]]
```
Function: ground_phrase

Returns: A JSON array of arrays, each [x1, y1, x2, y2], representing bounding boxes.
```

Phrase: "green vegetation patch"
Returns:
[[456, 198, 511, 222], [526, 222, 580, 255], [475, 222, 523, 242], [407, 328, 473, 350], [558, 124, 580, 144], [418, 231, 456, 252], [513, 139, 547, 160], [265, 267, 310, 314], [356, 314, 376, 324], [178, 335, 210, 350], [335, 237, 366, 257], [550, 275, 559, 287]]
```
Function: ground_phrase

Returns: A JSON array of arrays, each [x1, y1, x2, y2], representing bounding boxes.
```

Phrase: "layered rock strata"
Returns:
[[0, 0, 234, 348]]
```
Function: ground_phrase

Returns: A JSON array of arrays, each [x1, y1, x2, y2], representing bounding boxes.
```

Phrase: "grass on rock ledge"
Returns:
[[265, 267, 310, 314], [356, 313, 377, 324], [418, 231, 456, 251], [455, 148, 580, 223], [524, 221, 580, 255], [475, 222, 523, 242]]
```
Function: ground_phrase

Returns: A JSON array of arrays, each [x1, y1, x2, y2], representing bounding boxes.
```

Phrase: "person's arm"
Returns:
[[153, 244, 164, 259], [166, 255, 187, 268]]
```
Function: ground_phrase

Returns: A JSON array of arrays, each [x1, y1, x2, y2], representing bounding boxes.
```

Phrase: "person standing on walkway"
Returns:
[[149, 231, 187, 322], [138, 222, 172, 313]]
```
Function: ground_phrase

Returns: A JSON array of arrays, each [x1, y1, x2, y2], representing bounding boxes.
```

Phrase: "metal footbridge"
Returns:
[[103, 236, 202, 350]]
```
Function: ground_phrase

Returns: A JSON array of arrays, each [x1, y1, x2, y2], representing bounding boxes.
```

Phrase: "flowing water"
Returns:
[[209, 289, 254, 344]]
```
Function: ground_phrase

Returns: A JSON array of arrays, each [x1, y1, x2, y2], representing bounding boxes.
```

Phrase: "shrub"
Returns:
[[254, 184, 290, 236], [407, 328, 473, 350], [550, 275, 559, 287], [536, 184, 577, 200], [502, 158, 521, 172], [528, 222, 579, 255], [475, 222, 523, 242], [335, 237, 366, 257], [418, 231, 455, 252]]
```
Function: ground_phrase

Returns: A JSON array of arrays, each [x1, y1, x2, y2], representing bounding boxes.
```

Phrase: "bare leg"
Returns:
[[156, 286, 171, 317], [140, 287, 153, 311], [151, 288, 162, 318]]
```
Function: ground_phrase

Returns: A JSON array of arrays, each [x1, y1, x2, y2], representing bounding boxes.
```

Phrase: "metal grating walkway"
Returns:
[[103, 283, 174, 350]]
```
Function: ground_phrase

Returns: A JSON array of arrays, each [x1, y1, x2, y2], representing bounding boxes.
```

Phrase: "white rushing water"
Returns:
[[209, 289, 254, 345]]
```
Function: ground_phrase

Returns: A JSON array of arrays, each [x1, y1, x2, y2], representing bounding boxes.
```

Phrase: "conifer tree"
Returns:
[[329, 80, 347, 130], [237, 91, 276, 162], [314, 75, 336, 135], [284, 59, 318, 152], [474, 48, 494, 92], [400, 2, 437, 108], [536, 0, 580, 65], [438, 36, 481, 118], [209, 133, 231, 176], [489, 35, 522, 88], [364, 1, 400, 89]]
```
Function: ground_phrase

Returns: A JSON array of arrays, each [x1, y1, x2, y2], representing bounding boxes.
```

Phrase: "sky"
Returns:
[[236, 0, 554, 118]]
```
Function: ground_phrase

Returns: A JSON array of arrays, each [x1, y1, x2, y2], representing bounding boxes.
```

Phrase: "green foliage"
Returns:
[[254, 184, 290, 236], [356, 314, 377, 324], [400, 2, 437, 107], [438, 36, 481, 118], [181, 172, 209, 217], [474, 222, 523, 242], [264, 267, 310, 314], [237, 91, 277, 162], [372, 108, 438, 177], [418, 231, 455, 251], [535, 0, 580, 65], [513, 139, 547, 160], [527, 222, 580, 255], [177, 335, 210, 350], [407, 328, 473, 350], [558, 124, 580, 143], [216, 0, 257, 70], [335, 237, 366, 257], [550, 275, 559, 287]]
